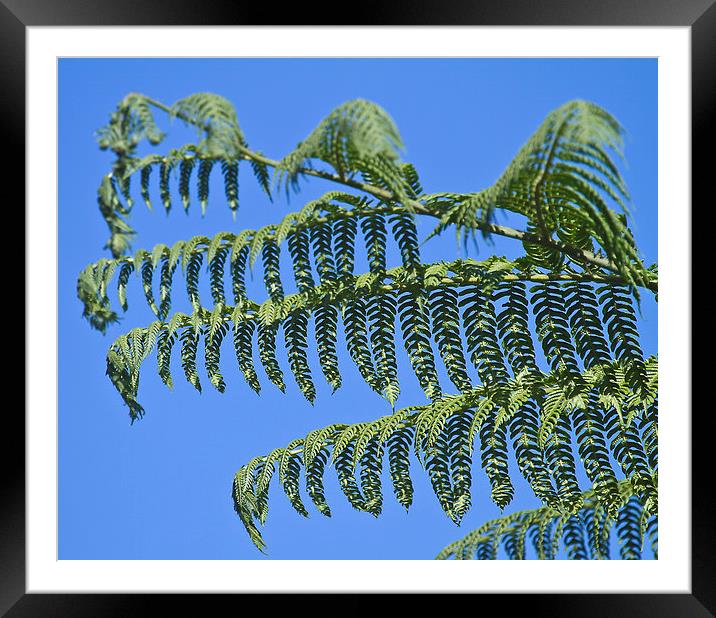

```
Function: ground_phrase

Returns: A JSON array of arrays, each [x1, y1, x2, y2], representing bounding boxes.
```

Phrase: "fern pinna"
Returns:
[[79, 92, 658, 559]]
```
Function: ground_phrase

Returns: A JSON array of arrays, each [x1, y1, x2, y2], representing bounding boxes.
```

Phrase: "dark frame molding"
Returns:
[[5, 1, 710, 614]]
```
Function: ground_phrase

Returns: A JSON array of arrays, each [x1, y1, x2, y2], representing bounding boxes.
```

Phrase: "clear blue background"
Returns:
[[59, 58, 657, 560]]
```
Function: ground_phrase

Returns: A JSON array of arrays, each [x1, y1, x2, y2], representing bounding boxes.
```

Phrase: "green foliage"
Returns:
[[98, 252, 650, 419], [427, 101, 650, 289], [275, 99, 406, 199], [94, 93, 268, 256], [232, 357, 656, 550], [96, 93, 165, 155], [436, 478, 657, 560], [80, 92, 658, 559]]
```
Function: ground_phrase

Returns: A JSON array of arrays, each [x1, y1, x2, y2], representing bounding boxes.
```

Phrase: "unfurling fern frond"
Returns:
[[428, 101, 650, 288], [170, 93, 247, 158], [94, 93, 276, 256], [230, 357, 657, 549], [96, 92, 165, 155], [436, 477, 656, 560], [276, 99, 408, 201]]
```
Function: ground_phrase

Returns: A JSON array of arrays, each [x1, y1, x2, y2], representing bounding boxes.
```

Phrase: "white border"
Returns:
[[27, 26, 691, 592]]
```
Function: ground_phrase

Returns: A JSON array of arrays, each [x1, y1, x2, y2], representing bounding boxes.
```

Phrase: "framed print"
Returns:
[[6, 0, 712, 613]]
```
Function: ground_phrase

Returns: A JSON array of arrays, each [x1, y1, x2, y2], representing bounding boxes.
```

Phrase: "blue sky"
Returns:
[[58, 58, 657, 560]]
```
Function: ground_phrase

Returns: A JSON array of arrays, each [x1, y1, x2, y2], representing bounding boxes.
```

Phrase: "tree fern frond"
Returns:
[[80, 193, 405, 326], [275, 99, 407, 200], [229, 357, 656, 549], [86, 93, 658, 561], [95, 93, 252, 255], [96, 92, 165, 154], [81, 188, 645, 351], [428, 100, 650, 288], [100, 254, 649, 417], [171, 93, 247, 158], [436, 477, 656, 560]]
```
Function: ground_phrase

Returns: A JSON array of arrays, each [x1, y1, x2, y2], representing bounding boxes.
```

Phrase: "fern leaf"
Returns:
[[221, 159, 239, 216], [599, 284, 647, 393], [398, 290, 442, 401], [495, 281, 539, 375], [342, 298, 382, 395], [531, 282, 582, 378], [543, 415, 583, 515], [179, 316, 202, 392], [231, 308, 261, 394], [278, 440, 309, 517], [205, 303, 228, 392], [367, 293, 400, 406], [479, 411, 514, 510], [461, 286, 510, 388], [437, 477, 654, 560], [390, 212, 420, 268], [429, 286, 473, 392], [276, 99, 405, 199], [283, 309, 316, 403], [386, 424, 415, 510]]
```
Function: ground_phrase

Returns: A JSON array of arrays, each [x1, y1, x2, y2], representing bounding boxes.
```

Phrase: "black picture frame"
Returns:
[[5, 0, 710, 613]]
